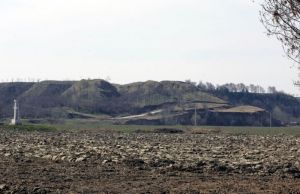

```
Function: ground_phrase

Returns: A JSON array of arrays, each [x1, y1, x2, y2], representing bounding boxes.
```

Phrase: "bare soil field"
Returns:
[[1, 129, 300, 193]]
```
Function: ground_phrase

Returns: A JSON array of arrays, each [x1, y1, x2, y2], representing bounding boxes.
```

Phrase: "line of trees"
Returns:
[[186, 80, 281, 94]]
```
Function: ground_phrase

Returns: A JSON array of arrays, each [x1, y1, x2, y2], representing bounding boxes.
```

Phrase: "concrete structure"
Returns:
[[11, 99, 21, 125]]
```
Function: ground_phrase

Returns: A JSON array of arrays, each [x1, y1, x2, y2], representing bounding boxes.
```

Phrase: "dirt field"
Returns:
[[1, 129, 300, 193]]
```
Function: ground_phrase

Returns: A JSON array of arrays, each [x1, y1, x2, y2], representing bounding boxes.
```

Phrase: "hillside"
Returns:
[[115, 81, 225, 114], [0, 80, 223, 117], [211, 91, 300, 124], [0, 79, 299, 126]]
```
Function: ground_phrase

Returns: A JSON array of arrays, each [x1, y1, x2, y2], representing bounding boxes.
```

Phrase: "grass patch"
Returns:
[[20, 118, 300, 136], [1, 124, 57, 132], [49, 119, 187, 133]]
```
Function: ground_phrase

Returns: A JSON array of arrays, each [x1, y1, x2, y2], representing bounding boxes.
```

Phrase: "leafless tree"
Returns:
[[261, 0, 300, 63], [267, 86, 277, 93]]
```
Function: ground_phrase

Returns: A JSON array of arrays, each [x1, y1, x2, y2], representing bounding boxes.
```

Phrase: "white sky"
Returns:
[[0, 0, 299, 95]]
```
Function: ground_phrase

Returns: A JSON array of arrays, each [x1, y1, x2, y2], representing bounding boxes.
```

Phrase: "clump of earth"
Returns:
[[0, 129, 300, 193]]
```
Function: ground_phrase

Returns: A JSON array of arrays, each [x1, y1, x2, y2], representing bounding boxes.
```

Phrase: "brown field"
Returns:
[[1, 128, 300, 193]]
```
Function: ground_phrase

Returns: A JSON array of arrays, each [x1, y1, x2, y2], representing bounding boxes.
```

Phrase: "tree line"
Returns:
[[185, 80, 281, 94]]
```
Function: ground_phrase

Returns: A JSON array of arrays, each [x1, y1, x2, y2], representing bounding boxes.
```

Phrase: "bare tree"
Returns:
[[267, 86, 277, 93], [248, 84, 258, 93], [261, 0, 300, 63]]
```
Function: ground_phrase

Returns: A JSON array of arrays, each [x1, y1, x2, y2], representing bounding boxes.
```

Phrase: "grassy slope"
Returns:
[[117, 81, 225, 109], [0, 82, 35, 117]]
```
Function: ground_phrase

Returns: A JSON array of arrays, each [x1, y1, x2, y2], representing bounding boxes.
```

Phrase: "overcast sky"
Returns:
[[0, 0, 299, 95]]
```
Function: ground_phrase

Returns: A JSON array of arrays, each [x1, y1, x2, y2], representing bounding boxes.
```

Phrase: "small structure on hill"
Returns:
[[11, 99, 21, 125]]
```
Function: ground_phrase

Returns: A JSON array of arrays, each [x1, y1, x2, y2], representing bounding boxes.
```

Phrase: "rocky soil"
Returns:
[[1, 129, 300, 193]]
